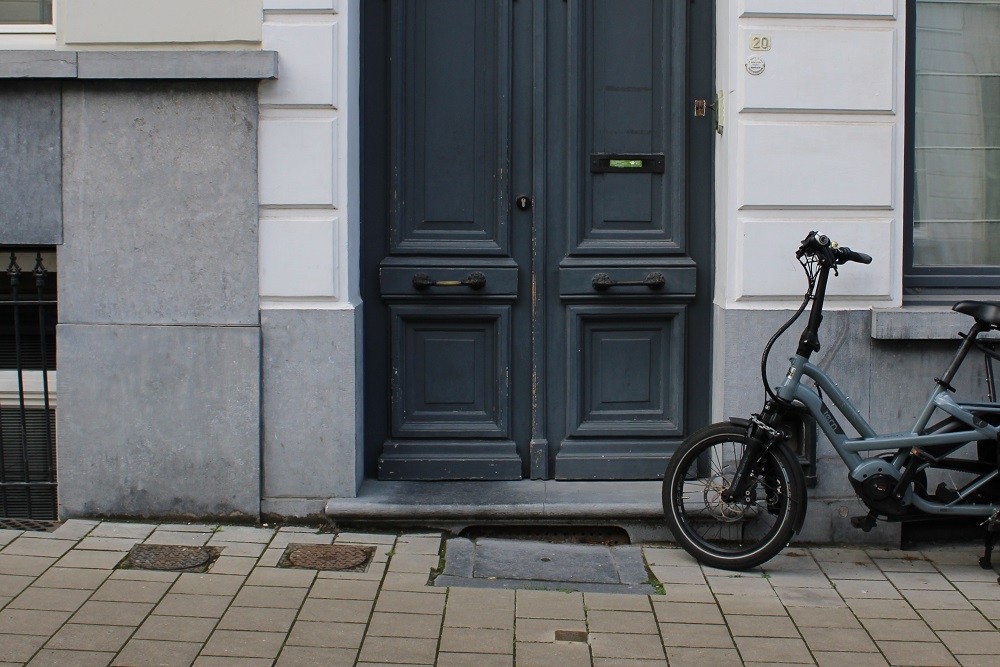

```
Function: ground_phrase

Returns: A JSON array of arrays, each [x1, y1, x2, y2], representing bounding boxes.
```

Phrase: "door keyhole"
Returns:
[[516, 195, 532, 211]]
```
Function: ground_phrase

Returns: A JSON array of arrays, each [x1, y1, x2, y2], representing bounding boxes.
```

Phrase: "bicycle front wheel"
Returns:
[[662, 422, 806, 570]]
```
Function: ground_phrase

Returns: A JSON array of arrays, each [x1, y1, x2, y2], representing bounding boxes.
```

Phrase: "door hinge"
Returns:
[[694, 91, 724, 135]]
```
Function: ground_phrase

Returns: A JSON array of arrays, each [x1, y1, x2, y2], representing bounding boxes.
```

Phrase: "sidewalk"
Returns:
[[1, 520, 998, 666]]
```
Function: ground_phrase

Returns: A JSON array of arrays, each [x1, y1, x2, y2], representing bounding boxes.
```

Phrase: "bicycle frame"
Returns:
[[770, 256, 1000, 519]]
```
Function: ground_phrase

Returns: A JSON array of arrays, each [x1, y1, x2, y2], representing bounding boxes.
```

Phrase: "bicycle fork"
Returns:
[[722, 401, 787, 504]]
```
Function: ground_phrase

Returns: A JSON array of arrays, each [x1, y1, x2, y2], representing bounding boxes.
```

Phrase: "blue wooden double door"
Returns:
[[362, 0, 714, 480]]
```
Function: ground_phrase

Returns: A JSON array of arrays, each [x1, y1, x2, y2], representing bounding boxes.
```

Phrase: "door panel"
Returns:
[[365, 0, 713, 481]]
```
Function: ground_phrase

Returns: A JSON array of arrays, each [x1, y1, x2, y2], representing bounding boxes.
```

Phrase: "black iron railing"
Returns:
[[0, 250, 57, 520]]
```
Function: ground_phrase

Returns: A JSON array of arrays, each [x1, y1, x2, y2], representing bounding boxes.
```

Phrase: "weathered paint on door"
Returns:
[[362, 0, 714, 480]]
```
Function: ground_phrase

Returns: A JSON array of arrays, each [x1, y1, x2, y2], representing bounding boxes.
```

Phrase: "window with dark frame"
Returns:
[[905, 0, 1000, 299], [0, 0, 51, 25]]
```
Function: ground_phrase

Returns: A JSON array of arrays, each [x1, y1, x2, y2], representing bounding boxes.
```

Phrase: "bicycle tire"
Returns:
[[662, 422, 807, 570]]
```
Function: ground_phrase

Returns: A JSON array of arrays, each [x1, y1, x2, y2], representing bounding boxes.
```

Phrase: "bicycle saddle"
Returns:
[[953, 300, 1000, 327]]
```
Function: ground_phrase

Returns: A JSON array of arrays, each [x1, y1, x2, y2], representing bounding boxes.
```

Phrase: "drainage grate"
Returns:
[[0, 518, 60, 532], [122, 544, 220, 572], [279, 543, 375, 571]]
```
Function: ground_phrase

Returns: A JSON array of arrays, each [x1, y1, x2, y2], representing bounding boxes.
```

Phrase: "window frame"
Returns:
[[903, 0, 1000, 301], [0, 0, 54, 32]]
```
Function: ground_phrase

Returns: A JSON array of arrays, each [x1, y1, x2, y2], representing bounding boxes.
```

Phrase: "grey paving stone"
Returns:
[[658, 622, 735, 649], [872, 556, 937, 573], [192, 658, 272, 667], [920, 609, 996, 631], [32, 567, 110, 590], [134, 615, 218, 642], [813, 652, 889, 667], [786, 606, 863, 629], [845, 597, 921, 619], [265, 533, 333, 550], [900, 589, 975, 610], [376, 590, 446, 617], [657, 584, 715, 604], [590, 632, 666, 660], [586, 610, 659, 635], [144, 532, 212, 547], [201, 629, 287, 659], [153, 594, 233, 619], [706, 575, 776, 597], [664, 646, 744, 667], [70, 600, 155, 626], [244, 567, 316, 588], [112, 639, 202, 667], [799, 626, 879, 653], [2, 538, 74, 558], [877, 640, 959, 666], [75, 537, 143, 552], [45, 623, 134, 652], [208, 541, 268, 557], [0, 574, 33, 597], [437, 653, 511, 667], [297, 597, 372, 623], [379, 573, 434, 594], [54, 550, 127, 570], [0, 608, 71, 636], [0, 596, 9, 610], [937, 630, 1000, 655], [207, 557, 256, 576], [650, 600, 724, 625], [394, 535, 442, 556], [308, 577, 382, 600], [274, 645, 359, 667], [774, 586, 847, 608], [387, 554, 440, 575], [9, 586, 92, 612], [0, 555, 56, 576], [366, 611, 442, 639], [886, 570, 954, 590], [232, 585, 307, 609], [951, 580, 1000, 600], [514, 617, 587, 643], [217, 606, 298, 632], [439, 627, 512, 654], [734, 636, 815, 664], [514, 640, 592, 666], [210, 526, 275, 544], [861, 617, 937, 641], [358, 635, 438, 664], [25, 648, 114, 667], [170, 574, 246, 596], [48, 520, 99, 541], [156, 525, 216, 534], [648, 564, 705, 585], [584, 592, 652, 612], [285, 620, 366, 648], [726, 614, 799, 638], [0, 530, 23, 546], [716, 593, 789, 616], [92, 579, 171, 604], [817, 560, 886, 580], [88, 523, 157, 539], [111, 570, 180, 584], [336, 532, 397, 545], [828, 578, 902, 599], [1, 633, 47, 662], [514, 589, 585, 620]]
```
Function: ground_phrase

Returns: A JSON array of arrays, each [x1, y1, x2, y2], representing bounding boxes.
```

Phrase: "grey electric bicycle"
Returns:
[[662, 231, 1000, 570]]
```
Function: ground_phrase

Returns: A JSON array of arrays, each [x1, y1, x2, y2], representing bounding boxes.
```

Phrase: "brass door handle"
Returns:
[[591, 272, 665, 291], [412, 271, 487, 291]]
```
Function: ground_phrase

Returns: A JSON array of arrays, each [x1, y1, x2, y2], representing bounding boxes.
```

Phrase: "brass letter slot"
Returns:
[[412, 271, 487, 290]]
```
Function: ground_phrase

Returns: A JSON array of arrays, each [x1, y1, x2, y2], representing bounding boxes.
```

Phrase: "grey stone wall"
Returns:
[[714, 306, 991, 545], [260, 307, 362, 518], [56, 80, 262, 519]]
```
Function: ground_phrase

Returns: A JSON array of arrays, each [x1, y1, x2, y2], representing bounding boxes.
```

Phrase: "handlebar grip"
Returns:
[[838, 247, 872, 265]]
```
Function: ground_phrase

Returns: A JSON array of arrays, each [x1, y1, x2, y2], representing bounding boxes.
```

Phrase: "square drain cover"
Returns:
[[123, 544, 220, 572], [279, 543, 374, 571], [0, 518, 60, 532]]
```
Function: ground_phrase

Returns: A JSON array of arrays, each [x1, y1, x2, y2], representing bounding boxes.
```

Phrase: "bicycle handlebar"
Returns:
[[796, 231, 872, 266]]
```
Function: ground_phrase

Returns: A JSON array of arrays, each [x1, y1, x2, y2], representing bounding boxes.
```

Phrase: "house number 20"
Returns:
[[750, 35, 771, 51]]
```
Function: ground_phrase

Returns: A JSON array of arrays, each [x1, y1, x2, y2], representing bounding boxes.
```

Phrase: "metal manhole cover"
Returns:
[[126, 544, 218, 571], [0, 518, 60, 532], [280, 543, 374, 571]]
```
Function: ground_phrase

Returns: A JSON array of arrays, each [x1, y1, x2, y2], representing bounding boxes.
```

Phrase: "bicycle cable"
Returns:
[[760, 255, 818, 402]]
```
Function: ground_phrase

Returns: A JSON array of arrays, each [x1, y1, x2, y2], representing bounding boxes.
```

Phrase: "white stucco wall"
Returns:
[[717, 0, 906, 309], [257, 0, 360, 310]]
